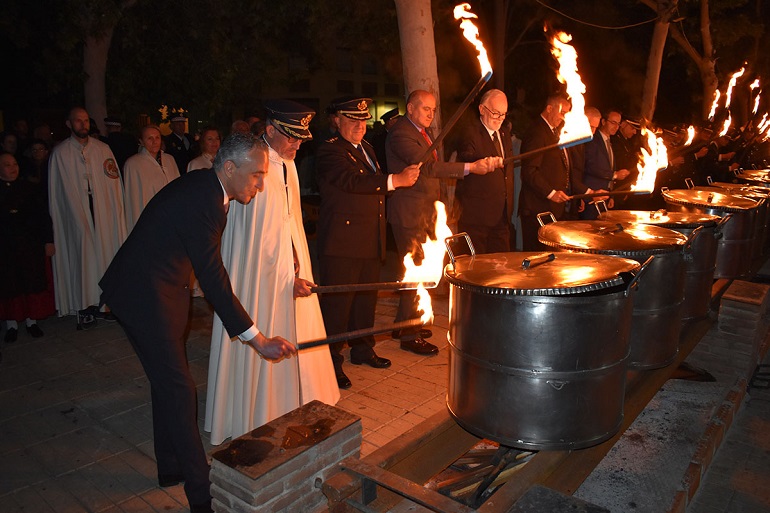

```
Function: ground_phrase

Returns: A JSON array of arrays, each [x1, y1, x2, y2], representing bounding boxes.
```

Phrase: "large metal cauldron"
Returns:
[[597, 207, 725, 322], [444, 247, 644, 450], [538, 216, 687, 370], [662, 188, 760, 278]]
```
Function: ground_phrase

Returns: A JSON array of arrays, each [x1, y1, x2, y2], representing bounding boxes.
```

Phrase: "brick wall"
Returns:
[[717, 280, 770, 379], [210, 400, 361, 513]]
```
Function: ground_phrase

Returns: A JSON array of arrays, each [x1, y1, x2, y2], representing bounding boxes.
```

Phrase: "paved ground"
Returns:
[[1, 277, 768, 512]]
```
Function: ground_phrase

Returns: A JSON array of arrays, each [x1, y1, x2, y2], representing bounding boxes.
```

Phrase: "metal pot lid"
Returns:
[[692, 186, 767, 202], [599, 210, 720, 229], [539, 220, 687, 255], [736, 169, 770, 183], [662, 188, 760, 212], [444, 252, 640, 296], [708, 181, 770, 194]]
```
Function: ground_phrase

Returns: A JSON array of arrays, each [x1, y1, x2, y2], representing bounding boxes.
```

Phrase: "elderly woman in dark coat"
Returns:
[[0, 152, 55, 346]]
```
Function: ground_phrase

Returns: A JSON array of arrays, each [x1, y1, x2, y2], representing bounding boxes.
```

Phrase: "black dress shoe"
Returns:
[[190, 499, 213, 513], [400, 337, 439, 355], [4, 328, 17, 343], [392, 328, 433, 339], [335, 370, 352, 389], [350, 353, 392, 368], [26, 324, 44, 338], [158, 473, 185, 487]]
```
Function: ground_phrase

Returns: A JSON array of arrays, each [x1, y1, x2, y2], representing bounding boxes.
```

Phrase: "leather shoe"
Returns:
[[335, 370, 352, 389], [400, 337, 439, 355], [392, 328, 432, 339], [26, 324, 44, 338], [350, 353, 392, 368], [158, 473, 185, 487], [4, 328, 17, 343], [190, 499, 213, 513]]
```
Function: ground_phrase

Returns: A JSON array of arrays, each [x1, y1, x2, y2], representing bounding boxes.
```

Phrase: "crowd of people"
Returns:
[[1, 88, 769, 512]]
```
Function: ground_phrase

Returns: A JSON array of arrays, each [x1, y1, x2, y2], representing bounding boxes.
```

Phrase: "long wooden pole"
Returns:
[[298, 319, 427, 350]]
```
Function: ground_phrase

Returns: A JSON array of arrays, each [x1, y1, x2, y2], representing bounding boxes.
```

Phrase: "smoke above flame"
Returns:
[[550, 31, 592, 145], [402, 202, 453, 324], [453, 4, 493, 76], [631, 128, 668, 192]]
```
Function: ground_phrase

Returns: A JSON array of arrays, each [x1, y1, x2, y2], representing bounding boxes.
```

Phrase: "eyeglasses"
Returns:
[[482, 104, 506, 120], [605, 119, 621, 126]]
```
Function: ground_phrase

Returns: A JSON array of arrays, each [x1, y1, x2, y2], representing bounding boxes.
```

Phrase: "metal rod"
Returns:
[[310, 281, 437, 294], [502, 135, 593, 165], [568, 190, 652, 201], [418, 71, 493, 166], [298, 318, 426, 350]]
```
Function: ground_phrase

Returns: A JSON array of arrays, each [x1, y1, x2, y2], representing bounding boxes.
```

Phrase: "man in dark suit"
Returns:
[[164, 115, 194, 174], [570, 106, 605, 217], [518, 94, 575, 250], [580, 109, 630, 219], [99, 134, 295, 513], [456, 89, 515, 253], [386, 89, 499, 354], [371, 107, 401, 174], [315, 96, 419, 389]]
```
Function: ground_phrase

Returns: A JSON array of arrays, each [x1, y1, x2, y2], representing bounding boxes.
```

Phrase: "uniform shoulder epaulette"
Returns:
[[326, 136, 339, 143]]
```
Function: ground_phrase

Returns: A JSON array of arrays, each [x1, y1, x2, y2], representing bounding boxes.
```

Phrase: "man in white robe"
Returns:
[[48, 107, 127, 326], [123, 125, 180, 232], [205, 100, 339, 445]]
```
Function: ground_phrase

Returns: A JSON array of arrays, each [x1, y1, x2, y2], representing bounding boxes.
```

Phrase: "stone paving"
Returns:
[[1, 282, 769, 512]]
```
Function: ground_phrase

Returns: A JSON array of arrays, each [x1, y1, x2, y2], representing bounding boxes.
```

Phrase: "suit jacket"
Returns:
[[583, 132, 615, 191], [316, 135, 389, 261], [518, 117, 571, 220], [456, 116, 515, 227], [99, 169, 252, 340], [386, 116, 465, 229]]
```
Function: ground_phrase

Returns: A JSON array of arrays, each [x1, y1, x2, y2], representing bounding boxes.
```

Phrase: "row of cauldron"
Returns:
[[443, 171, 770, 452]]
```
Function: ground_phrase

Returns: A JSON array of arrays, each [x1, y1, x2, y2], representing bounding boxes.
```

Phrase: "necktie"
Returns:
[[606, 138, 614, 170], [356, 145, 375, 171], [492, 131, 503, 157], [421, 129, 438, 161]]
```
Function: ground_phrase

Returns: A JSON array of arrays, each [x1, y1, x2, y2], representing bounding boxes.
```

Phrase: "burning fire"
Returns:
[[718, 114, 732, 137], [550, 31, 592, 145], [750, 79, 761, 115], [402, 201, 453, 324], [631, 128, 668, 192], [724, 66, 745, 110], [708, 90, 721, 121], [684, 125, 695, 146], [453, 4, 493, 76], [758, 114, 770, 141]]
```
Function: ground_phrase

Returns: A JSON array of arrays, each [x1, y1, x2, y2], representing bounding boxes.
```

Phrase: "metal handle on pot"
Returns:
[[707, 176, 713, 185], [685, 177, 695, 190], [714, 213, 733, 240], [444, 232, 476, 266], [521, 252, 555, 270], [651, 209, 667, 219], [625, 255, 654, 295], [683, 225, 705, 261], [660, 186, 669, 193], [594, 200, 609, 215], [536, 211, 557, 227]]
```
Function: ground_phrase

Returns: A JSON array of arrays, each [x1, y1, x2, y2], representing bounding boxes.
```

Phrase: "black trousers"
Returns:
[[118, 318, 210, 506], [319, 255, 379, 369], [390, 222, 431, 341], [457, 210, 513, 254]]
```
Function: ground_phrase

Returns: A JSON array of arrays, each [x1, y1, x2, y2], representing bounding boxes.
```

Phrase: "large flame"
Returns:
[[402, 202, 453, 324], [550, 31, 592, 145], [758, 113, 770, 142], [724, 66, 746, 110], [708, 90, 721, 121], [631, 128, 668, 192], [453, 4, 493, 76], [750, 79, 761, 115], [684, 125, 695, 146], [718, 113, 732, 137]]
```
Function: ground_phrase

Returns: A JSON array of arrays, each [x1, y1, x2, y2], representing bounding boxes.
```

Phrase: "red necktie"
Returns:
[[421, 128, 438, 161]]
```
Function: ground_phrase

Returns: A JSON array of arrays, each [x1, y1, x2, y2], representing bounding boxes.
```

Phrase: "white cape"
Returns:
[[123, 148, 180, 232], [204, 147, 339, 445], [49, 136, 127, 315]]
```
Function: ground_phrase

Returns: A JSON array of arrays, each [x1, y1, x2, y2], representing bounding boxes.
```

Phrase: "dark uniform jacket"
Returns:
[[316, 135, 389, 261], [163, 133, 194, 175], [518, 117, 571, 220], [583, 132, 615, 191], [456, 116, 514, 228]]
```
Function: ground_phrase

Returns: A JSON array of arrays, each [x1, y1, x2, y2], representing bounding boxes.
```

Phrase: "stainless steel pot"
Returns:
[[704, 178, 770, 257], [662, 188, 760, 278], [596, 205, 726, 322], [537, 215, 687, 370], [443, 243, 645, 450]]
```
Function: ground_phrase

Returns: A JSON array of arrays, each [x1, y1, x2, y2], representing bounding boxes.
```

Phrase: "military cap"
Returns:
[[329, 96, 373, 121], [170, 115, 187, 123], [104, 116, 122, 127], [263, 99, 315, 140], [381, 108, 401, 122]]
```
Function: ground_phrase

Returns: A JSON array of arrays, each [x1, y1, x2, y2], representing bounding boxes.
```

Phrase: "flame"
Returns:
[[724, 66, 745, 110], [402, 201, 453, 324], [750, 79, 760, 90], [754, 92, 762, 116], [631, 128, 668, 192], [684, 125, 695, 146], [453, 4, 492, 76], [758, 114, 770, 141], [550, 31, 592, 145], [708, 90, 721, 121], [718, 113, 731, 137]]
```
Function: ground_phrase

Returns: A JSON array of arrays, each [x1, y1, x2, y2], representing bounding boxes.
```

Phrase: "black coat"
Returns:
[[518, 117, 571, 220], [163, 133, 194, 175]]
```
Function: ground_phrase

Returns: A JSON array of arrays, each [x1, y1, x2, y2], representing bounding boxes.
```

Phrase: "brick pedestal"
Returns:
[[210, 400, 361, 513], [717, 280, 770, 378]]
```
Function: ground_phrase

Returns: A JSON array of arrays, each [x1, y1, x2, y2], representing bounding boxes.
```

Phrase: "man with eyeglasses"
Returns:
[[580, 109, 631, 219], [48, 106, 127, 329], [456, 89, 515, 253], [205, 100, 339, 441]]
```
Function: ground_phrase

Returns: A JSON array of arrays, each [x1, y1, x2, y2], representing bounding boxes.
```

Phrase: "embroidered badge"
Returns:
[[357, 100, 367, 111], [103, 158, 120, 179]]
